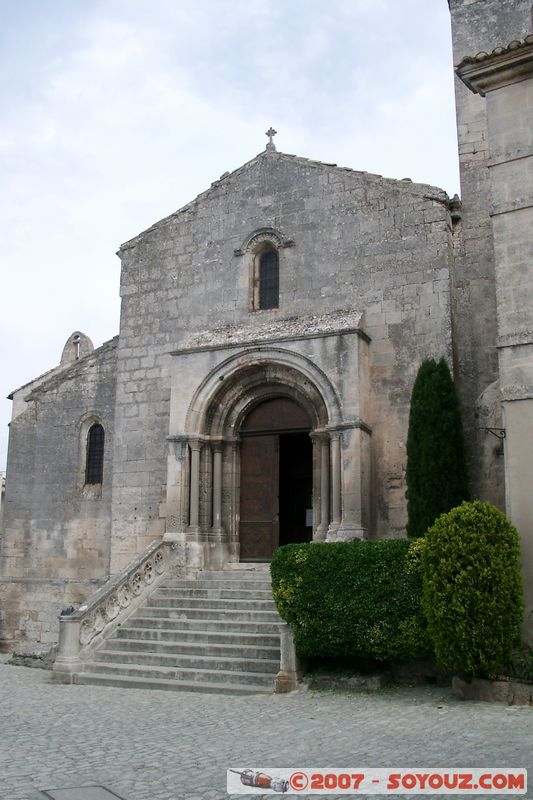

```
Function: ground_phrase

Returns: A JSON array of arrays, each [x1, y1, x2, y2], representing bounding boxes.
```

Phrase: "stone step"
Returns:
[[106, 636, 280, 660], [154, 587, 275, 599], [76, 569, 280, 696], [195, 569, 271, 581], [114, 626, 281, 647], [161, 579, 272, 592], [94, 648, 280, 673], [74, 672, 271, 695], [124, 616, 281, 634], [145, 596, 277, 611], [132, 606, 281, 622], [84, 660, 275, 687]]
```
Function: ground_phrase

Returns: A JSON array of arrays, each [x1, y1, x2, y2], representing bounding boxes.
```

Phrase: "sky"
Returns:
[[0, 0, 460, 472]]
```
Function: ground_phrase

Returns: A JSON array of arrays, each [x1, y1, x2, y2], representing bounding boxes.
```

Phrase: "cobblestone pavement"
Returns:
[[1, 662, 532, 800]]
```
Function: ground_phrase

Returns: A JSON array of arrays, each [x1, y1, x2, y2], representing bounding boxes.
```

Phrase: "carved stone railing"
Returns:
[[52, 540, 184, 681]]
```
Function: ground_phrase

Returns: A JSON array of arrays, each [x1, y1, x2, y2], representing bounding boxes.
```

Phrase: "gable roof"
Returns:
[[8, 337, 119, 400], [118, 148, 449, 252]]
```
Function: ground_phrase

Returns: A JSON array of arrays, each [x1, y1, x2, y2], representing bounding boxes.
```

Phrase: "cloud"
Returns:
[[0, 0, 460, 469]]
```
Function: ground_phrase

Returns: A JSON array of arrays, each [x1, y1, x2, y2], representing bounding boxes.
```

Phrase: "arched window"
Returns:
[[258, 248, 279, 310], [85, 423, 105, 485]]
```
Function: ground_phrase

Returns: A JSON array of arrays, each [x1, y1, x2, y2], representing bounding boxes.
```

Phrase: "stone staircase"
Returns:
[[74, 566, 282, 694]]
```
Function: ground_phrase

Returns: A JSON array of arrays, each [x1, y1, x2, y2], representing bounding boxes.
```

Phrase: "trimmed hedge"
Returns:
[[271, 539, 432, 663], [423, 501, 523, 677], [406, 358, 469, 537]]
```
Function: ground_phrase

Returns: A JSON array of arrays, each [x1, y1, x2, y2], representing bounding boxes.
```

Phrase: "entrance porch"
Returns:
[[163, 333, 371, 570]]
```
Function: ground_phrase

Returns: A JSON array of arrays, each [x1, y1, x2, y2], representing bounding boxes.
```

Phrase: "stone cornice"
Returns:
[[169, 310, 370, 356], [456, 36, 533, 97]]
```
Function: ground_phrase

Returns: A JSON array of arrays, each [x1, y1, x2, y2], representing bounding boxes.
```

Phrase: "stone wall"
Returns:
[[447, 0, 532, 505], [0, 337, 118, 651], [2, 2, 532, 654], [111, 150, 454, 568], [451, 0, 533, 643]]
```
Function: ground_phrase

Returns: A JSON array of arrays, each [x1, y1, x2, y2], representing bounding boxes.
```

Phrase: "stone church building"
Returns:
[[1, 0, 532, 658]]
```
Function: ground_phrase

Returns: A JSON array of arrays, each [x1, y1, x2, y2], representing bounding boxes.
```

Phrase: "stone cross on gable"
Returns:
[[265, 127, 277, 151], [73, 334, 81, 359]]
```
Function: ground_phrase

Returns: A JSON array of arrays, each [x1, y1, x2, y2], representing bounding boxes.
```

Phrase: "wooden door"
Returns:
[[239, 434, 279, 560]]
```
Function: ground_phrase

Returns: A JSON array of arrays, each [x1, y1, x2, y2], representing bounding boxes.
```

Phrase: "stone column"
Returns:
[[188, 438, 202, 532], [328, 431, 342, 538], [321, 436, 331, 532], [274, 622, 301, 693], [336, 425, 368, 541], [211, 441, 224, 535], [313, 433, 330, 541], [163, 436, 189, 541], [52, 616, 81, 682], [228, 440, 241, 561]]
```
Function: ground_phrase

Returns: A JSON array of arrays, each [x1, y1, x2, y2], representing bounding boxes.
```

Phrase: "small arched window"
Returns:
[[85, 423, 105, 485], [258, 248, 279, 310]]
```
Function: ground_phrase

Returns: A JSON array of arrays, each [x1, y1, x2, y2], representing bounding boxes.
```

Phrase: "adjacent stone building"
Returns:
[[1, 0, 532, 653], [450, 0, 533, 643]]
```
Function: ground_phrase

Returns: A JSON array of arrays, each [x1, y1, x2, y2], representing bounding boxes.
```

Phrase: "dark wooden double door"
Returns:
[[239, 398, 313, 561]]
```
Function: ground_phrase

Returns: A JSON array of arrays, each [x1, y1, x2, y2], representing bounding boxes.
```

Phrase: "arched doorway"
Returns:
[[239, 397, 313, 561], [167, 350, 360, 570]]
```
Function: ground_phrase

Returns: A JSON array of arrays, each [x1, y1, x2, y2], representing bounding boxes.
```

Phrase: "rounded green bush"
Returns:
[[423, 500, 523, 676]]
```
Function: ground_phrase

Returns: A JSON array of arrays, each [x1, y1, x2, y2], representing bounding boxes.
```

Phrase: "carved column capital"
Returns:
[[310, 430, 330, 444], [188, 437, 203, 452]]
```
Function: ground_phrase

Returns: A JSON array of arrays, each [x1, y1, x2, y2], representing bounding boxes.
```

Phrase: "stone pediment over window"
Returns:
[[233, 227, 294, 257]]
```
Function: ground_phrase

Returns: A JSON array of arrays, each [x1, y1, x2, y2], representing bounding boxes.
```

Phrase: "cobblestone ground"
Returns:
[[1, 662, 532, 800]]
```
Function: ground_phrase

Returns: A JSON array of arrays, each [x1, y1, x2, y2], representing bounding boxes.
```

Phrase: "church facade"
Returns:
[[1, 0, 532, 653]]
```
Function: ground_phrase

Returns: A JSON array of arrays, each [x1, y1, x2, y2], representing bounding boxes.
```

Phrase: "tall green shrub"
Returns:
[[406, 357, 469, 537], [271, 539, 432, 663], [423, 500, 523, 676]]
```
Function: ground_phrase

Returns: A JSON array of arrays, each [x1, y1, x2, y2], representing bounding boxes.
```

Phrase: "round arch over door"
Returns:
[[164, 349, 365, 571], [240, 397, 311, 434]]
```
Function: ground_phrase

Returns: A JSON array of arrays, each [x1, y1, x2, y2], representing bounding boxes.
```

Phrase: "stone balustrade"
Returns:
[[52, 540, 183, 681]]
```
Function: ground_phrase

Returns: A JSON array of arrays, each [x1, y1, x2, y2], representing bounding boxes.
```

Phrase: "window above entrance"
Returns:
[[233, 226, 294, 314], [258, 248, 279, 310]]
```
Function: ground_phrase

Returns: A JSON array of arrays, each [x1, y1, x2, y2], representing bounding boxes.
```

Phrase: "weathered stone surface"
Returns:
[[0, 337, 118, 650], [452, 675, 533, 705], [7, 648, 57, 670], [2, 147, 456, 651], [451, 0, 533, 644], [307, 672, 390, 691], [447, 0, 532, 506], [111, 151, 452, 572], [2, 0, 533, 655]]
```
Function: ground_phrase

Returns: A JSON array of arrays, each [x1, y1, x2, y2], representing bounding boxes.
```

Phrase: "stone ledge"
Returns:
[[306, 672, 390, 691], [7, 650, 56, 670], [457, 37, 533, 97], [170, 309, 368, 354], [452, 675, 533, 705]]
